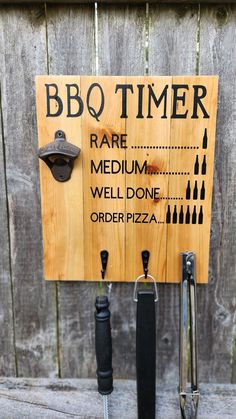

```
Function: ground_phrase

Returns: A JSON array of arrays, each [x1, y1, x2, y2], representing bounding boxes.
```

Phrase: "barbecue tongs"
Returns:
[[179, 252, 199, 419]]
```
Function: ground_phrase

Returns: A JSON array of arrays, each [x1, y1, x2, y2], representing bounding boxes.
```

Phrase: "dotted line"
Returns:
[[159, 197, 183, 200], [131, 145, 199, 150], [147, 172, 190, 175]]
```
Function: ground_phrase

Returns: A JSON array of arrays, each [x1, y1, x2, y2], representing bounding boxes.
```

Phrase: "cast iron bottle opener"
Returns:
[[38, 130, 80, 182]]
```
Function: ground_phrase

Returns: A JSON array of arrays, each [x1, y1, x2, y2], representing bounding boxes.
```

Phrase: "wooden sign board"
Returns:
[[36, 76, 218, 283]]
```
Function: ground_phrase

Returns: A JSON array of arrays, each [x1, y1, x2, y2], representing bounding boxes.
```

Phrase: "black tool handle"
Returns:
[[136, 290, 156, 419], [95, 295, 113, 395]]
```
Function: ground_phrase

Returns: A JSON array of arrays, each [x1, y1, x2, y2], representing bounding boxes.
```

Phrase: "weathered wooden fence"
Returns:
[[0, 2, 235, 385]]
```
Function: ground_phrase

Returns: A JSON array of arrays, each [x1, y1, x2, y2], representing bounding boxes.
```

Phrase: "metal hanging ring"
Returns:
[[133, 274, 158, 303]]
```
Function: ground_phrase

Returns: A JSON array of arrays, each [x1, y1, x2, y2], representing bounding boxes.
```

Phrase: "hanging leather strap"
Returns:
[[136, 290, 156, 419]]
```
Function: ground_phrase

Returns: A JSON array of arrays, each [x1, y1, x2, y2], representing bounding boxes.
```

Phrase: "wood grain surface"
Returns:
[[0, 5, 58, 377], [45, 4, 98, 379], [148, 2, 198, 384], [0, 3, 235, 386], [0, 80, 16, 376], [0, 0, 234, 4], [197, 3, 236, 383], [36, 75, 218, 283]]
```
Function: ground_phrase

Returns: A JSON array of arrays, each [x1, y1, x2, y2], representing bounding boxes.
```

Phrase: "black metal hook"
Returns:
[[141, 250, 150, 279], [100, 250, 109, 280]]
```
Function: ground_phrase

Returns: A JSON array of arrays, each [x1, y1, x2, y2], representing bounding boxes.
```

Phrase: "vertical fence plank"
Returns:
[[198, 4, 236, 383], [46, 4, 97, 377], [0, 90, 16, 375], [0, 5, 57, 376], [97, 3, 146, 377], [149, 4, 199, 382], [149, 4, 198, 75], [98, 4, 146, 75]]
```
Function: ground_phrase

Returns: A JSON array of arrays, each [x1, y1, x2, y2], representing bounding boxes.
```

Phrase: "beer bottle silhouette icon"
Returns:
[[192, 206, 197, 224], [166, 205, 171, 224], [186, 206, 190, 224], [186, 181, 191, 200], [179, 205, 184, 224], [202, 155, 207, 175], [200, 181, 205, 200], [202, 128, 208, 149], [173, 205, 177, 224], [198, 206, 203, 224], [193, 181, 198, 200], [194, 155, 199, 175]]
